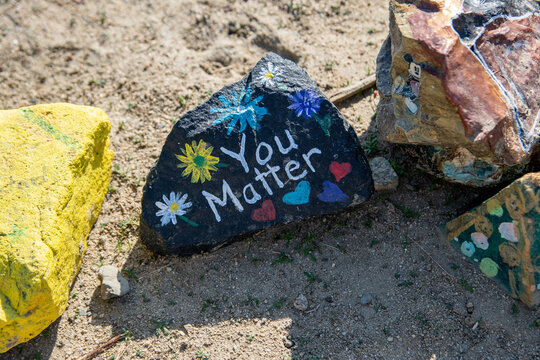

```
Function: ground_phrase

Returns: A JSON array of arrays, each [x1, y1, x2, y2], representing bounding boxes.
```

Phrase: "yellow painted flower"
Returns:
[[176, 139, 220, 183]]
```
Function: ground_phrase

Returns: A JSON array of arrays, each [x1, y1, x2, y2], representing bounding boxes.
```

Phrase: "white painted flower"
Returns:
[[258, 62, 282, 87], [155, 191, 192, 226]]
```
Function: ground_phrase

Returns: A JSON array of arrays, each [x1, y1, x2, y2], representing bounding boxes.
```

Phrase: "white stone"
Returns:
[[98, 265, 130, 300]]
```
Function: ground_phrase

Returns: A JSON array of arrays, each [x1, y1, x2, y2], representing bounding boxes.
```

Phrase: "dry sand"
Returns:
[[1, 0, 539, 359]]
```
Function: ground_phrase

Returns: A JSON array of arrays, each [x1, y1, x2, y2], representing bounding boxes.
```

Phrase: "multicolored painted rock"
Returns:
[[376, 0, 539, 186], [0, 104, 113, 352], [444, 172, 539, 307], [140, 53, 374, 255]]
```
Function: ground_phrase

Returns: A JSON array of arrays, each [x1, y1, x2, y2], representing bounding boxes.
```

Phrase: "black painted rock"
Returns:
[[140, 53, 374, 255]]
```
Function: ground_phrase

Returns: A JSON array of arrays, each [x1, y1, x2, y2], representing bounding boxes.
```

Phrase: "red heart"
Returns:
[[251, 200, 276, 222], [330, 161, 352, 182]]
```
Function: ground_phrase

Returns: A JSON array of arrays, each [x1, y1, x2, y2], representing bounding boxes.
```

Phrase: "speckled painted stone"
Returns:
[[444, 172, 539, 307]]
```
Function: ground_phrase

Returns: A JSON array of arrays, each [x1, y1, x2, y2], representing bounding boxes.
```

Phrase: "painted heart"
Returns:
[[251, 199, 276, 222], [330, 161, 352, 182], [283, 180, 311, 205], [317, 181, 349, 203]]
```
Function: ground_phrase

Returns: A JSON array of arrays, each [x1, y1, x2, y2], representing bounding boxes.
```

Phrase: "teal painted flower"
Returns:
[[210, 87, 269, 135], [460, 241, 475, 257]]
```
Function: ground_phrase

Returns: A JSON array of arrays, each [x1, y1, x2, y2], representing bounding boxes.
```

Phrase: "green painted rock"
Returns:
[[0, 104, 113, 352], [444, 172, 539, 307]]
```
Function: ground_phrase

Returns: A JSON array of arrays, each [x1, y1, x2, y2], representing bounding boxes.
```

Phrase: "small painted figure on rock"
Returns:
[[393, 53, 423, 115]]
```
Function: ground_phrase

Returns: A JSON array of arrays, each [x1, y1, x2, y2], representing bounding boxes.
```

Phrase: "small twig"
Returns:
[[77, 333, 126, 360], [138, 264, 169, 280], [114, 342, 127, 360], [306, 303, 321, 313], [411, 239, 455, 280], [320, 242, 347, 254], [5, 13, 19, 26], [328, 74, 377, 103], [178, 323, 189, 336]]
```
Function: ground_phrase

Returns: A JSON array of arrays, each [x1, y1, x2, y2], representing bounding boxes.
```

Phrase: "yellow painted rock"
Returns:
[[0, 103, 113, 352]]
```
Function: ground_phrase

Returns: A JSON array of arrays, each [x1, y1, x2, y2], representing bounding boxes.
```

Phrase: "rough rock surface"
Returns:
[[0, 104, 113, 352], [98, 266, 130, 300], [376, 0, 539, 186], [368, 157, 399, 191], [140, 53, 373, 255], [444, 172, 539, 307]]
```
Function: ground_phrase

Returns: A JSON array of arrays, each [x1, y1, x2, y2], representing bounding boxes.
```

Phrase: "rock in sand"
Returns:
[[140, 53, 374, 255], [0, 104, 113, 352]]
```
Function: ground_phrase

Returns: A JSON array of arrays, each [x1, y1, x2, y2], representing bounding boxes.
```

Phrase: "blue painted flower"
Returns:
[[460, 241, 476, 258], [155, 191, 192, 226], [288, 89, 323, 119], [210, 87, 269, 135]]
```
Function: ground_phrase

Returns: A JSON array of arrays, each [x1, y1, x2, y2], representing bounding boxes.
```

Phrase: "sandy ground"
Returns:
[[1, 0, 539, 359]]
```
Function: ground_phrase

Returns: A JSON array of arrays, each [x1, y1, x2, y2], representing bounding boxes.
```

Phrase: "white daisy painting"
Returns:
[[155, 191, 193, 226], [258, 62, 283, 88]]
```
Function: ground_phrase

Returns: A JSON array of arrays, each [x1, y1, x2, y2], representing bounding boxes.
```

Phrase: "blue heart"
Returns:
[[317, 181, 348, 202], [283, 180, 311, 205]]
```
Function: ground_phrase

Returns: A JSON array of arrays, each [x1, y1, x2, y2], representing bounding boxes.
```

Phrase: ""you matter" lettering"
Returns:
[[202, 130, 321, 222]]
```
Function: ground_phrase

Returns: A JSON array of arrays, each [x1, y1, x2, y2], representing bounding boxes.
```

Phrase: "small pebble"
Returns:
[[325, 296, 333, 303], [466, 301, 474, 314], [369, 157, 399, 191], [284, 339, 294, 348], [464, 316, 475, 327], [360, 293, 373, 306], [387, 336, 394, 342], [293, 294, 308, 311], [98, 265, 130, 300]]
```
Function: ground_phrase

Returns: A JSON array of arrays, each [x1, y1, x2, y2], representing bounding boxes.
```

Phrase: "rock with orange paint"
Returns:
[[375, 0, 539, 186], [444, 172, 539, 308]]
